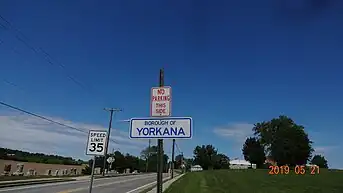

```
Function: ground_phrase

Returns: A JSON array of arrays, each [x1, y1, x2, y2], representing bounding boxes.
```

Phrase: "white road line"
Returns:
[[125, 181, 157, 193], [125, 177, 170, 193], [0, 174, 156, 192], [56, 175, 158, 193]]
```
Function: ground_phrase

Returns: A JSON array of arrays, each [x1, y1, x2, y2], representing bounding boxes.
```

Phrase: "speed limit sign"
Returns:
[[86, 130, 108, 156]]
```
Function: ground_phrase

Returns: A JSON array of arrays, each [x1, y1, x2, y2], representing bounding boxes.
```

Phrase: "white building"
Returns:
[[190, 165, 203, 172], [229, 159, 256, 169]]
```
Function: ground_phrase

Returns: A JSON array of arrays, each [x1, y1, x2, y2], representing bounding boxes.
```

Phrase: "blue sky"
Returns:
[[0, 0, 343, 169]]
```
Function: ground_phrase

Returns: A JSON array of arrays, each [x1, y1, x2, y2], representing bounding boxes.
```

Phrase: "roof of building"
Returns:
[[229, 159, 252, 165]]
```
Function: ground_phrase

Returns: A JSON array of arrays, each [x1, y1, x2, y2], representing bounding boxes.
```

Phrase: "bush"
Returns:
[[82, 165, 92, 175]]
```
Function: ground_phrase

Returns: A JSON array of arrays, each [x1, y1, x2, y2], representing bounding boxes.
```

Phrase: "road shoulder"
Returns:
[[136, 173, 184, 193]]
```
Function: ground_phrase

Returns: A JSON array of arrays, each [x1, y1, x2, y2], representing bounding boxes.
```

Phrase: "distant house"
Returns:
[[306, 164, 318, 167], [190, 165, 203, 172], [229, 159, 256, 169]]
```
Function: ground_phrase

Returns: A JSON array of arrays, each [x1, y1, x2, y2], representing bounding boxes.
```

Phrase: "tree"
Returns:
[[140, 146, 158, 160], [253, 115, 313, 166], [242, 137, 265, 168], [184, 158, 194, 171], [99, 150, 147, 173], [311, 155, 328, 168], [139, 146, 168, 172], [174, 154, 183, 169], [82, 165, 92, 175], [193, 145, 218, 170], [88, 156, 105, 173], [214, 153, 230, 169], [110, 151, 126, 173]]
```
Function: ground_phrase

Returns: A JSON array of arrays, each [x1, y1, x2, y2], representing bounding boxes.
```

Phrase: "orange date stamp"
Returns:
[[268, 165, 320, 175]]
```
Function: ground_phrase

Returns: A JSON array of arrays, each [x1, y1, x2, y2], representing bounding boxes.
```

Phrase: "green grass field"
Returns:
[[164, 169, 343, 193]]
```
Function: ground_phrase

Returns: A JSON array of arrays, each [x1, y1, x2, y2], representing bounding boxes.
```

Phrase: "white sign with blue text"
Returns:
[[129, 117, 192, 139]]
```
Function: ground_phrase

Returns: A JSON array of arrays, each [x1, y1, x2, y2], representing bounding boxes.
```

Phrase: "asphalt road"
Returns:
[[0, 173, 170, 193]]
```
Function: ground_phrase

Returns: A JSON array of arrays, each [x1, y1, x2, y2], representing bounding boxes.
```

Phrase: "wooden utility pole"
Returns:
[[171, 139, 175, 178], [156, 68, 164, 193], [146, 139, 151, 172], [102, 108, 122, 176]]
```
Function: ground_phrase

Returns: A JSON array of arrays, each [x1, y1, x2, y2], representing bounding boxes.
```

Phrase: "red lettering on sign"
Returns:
[[157, 89, 165, 95], [156, 103, 166, 108], [152, 96, 170, 101], [156, 109, 166, 114], [151, 87, 171, 116]]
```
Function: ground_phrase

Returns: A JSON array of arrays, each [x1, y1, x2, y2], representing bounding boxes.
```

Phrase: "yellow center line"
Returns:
[[56, 187, 84, 193]]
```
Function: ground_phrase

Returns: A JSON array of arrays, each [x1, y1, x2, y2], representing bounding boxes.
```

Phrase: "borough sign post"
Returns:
[[128, 68, 193, 193]]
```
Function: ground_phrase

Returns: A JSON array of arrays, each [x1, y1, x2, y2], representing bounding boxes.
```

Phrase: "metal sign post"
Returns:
[[89, 156, 96, 193], [86, 130, 108, 193]]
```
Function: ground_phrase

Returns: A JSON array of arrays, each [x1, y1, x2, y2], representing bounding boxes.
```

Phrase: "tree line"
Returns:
[[1, 115, 329, 173], [172, 115, 329, 171], [242, 115, 328, 169], [83, 145, 169, 174], [0, 147, 86, 165], [170, 145, 230, 171]]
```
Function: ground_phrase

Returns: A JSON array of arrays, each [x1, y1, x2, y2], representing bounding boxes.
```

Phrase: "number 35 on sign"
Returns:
[[86, 130, 107, 156]]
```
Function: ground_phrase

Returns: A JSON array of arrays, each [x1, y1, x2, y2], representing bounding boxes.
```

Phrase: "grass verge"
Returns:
[[164, 169, 343, 193]]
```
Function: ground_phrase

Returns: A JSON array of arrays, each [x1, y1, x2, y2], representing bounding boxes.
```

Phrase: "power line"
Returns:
[[1, 79, 27, 95], [0, 101, 118, 144], [0, 14, 105, 103], [2, 79, 23, 90], [0, 101, 85, 133], [0, 14, 29, 42], [175, 142, 182, 154], [0, 23, 6, 29], [0, 19, 8, 30], [0, 38, 22, 55]]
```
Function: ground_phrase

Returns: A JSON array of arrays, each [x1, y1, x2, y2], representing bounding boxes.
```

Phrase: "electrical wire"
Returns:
[[0, 14, 121, 148], [0, 14, 107, 104], [175, 142, 182, 154], [0, 21, 7, 29], [2, 79, 24, 90], [0, 101, 118, 144]]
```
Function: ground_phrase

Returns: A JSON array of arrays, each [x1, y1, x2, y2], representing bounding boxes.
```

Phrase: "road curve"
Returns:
[[0, 173, 170, 193]]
